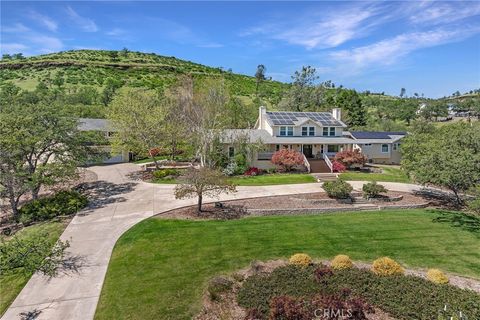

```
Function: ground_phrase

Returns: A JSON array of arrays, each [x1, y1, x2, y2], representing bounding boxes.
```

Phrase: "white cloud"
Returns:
[[197, 42, 224, 48], [66, 6, 98, 32], [409, 1, 480, 25], [2, 23, 30, 33], [330, 27, 480, 72], [1, 43, 28, 54], [28, 10, 58, 32], [241, 2, 390, 49], [105, 28, 126, 36]]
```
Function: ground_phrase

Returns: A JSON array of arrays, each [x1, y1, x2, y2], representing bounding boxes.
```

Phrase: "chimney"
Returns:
[[259, 106, 266, 129], [332, 108, 341, 121]]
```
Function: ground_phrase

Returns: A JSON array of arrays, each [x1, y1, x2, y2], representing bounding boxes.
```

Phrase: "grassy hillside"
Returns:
[[0, 50, 288, 106]]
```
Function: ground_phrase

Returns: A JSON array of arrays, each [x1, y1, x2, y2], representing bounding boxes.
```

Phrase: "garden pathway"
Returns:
[[2, 164, 423, 320]]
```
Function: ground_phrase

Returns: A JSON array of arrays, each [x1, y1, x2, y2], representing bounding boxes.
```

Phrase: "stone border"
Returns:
[[246, 202, 429, 216]]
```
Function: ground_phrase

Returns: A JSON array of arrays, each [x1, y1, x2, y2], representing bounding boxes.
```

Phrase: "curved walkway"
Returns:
[[2, 164, 423, 320]]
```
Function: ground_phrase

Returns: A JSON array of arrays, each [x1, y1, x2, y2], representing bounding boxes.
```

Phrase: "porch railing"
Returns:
[[323, 153, 333, 173], [257, 152, 274, 161], [302, 154, 311, 173]]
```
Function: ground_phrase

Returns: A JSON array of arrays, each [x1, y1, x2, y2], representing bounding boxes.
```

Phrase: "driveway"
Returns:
[[1, 164, 422, 320]]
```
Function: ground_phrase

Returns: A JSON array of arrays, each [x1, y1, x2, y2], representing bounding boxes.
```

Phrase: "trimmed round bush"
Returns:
[[331, 254, 353, 270], [289, 253, 312, 266], [427, 268, 449, 284], [371, 257, 404, 276], [362, 181, 387, 199], [322, 180, 353, 199]]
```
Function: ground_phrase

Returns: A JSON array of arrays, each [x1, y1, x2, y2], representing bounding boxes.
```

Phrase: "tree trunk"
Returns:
[[31, 185, 41, 200], [148, 150, 160, 170], [197, 194, 203, 215], [9, 195, 20, 221]]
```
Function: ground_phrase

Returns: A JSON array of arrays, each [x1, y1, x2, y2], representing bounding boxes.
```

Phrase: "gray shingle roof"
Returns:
[[78, 118, 112, 131], [350, 131, 406, 139], [266, 111, 344, 126]]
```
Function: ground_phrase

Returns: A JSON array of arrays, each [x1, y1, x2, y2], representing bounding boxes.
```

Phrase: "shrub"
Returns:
[[271, 149, 304, 172], [222, 160, 238, 176], [362, 181, 387, 199], [244, 167, 260, 176], [333, 149, 367, 168], [289, 253, 312, 266], [371, 257, 404, 276], [322, 180, 353, 199], [18, 191, 88, 225], [207, 276, 233, 301], [237, 265, 480, 319], [427, 268, 449, 284], [152, 168, 180, 180], [331, 254, 353, 270], [314, 265, 334, 283], [332, 161, 346, 173]]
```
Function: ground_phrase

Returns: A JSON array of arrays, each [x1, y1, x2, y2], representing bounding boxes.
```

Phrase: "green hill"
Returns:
[[0, 49, 288, 106]]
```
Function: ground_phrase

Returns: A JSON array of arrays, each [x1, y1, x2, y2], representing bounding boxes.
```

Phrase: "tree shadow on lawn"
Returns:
[[430, 209, 480, 236], [75, 180, 137, 214]]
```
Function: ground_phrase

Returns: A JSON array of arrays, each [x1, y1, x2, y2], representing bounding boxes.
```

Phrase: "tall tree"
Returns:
[[402, 122, 480, 204], [399, 88, 406, 97], [254, 64, 266, 97], [335, 89, 366, 128], [0, 86, 93, 217], [278, 66, 326, 112], [108, 88, 168, 169], [179, 78, 229, 167]]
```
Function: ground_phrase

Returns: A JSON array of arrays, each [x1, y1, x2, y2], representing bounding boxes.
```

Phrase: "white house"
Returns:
[[222, 107, 406, 172], [78, 118, 131, 164]]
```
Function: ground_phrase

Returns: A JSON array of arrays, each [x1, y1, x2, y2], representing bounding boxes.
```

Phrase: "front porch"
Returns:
[[257, 143, 353, 161]]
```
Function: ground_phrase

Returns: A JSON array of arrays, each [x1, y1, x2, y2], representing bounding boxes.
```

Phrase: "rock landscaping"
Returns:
[[196, 258, 480, 320], [158, 191, 430, 220]]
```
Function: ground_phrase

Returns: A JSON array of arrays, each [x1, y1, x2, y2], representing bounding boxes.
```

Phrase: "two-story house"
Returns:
[[222, 107, 406, 172]]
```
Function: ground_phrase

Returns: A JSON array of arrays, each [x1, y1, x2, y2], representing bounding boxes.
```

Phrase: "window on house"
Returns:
[[327, 145, 340, 153], [323, 127, 329, 136], [302, 127, 308, 136], [280, 126, 293, 136], [329, 127, 336, 136], [364, 143, 372, 147], [228, 146, 235, 157], [276, 144, 280, 151], [309, 127, 315, 136], [381, 144, 389, 153], [393, 143, 401, 151]]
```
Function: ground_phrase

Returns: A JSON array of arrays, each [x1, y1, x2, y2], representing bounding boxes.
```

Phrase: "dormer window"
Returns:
[[322, 127, 336, 136], [302, 126, 315, 136], [280, 126, 293, 136]]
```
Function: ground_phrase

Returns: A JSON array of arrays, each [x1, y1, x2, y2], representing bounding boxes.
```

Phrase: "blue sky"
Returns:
[[1, 1, 480, 97]]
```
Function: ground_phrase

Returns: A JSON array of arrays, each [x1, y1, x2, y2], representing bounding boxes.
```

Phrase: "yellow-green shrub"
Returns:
[[331, 254, 353, 270], [427, 268, 449, 284], [289, 253, 312, 266], [371, 257, 404, 276]]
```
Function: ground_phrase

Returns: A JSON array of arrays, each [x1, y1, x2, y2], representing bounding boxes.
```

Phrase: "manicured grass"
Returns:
[[95, 209, 480, 320], [340, 166, 410, 183], [228, 173, 316, 186], [0, 221, 66, 315]]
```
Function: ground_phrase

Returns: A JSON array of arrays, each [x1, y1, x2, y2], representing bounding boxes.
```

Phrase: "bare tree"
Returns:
[[177, 77, 229, 167], [174, 167, 236, 214]]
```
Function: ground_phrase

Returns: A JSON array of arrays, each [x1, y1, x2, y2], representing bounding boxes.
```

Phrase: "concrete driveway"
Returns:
[[1, 164, 422, 320]]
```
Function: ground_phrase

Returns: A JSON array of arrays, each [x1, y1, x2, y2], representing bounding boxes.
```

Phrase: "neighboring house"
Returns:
[[78, 118, 131, 164], [222, 107, 406, 172]]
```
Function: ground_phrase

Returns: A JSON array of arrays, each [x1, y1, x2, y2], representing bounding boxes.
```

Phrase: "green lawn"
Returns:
[[340, 166, 411, 183], [228, 173, 316, 186], [0, 221, 66, 315], [151, 173, 317, 186], [95, 209, 480, 320]]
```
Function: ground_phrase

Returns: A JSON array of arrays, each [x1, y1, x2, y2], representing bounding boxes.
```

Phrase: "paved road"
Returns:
[[1, 164, 422, 320]]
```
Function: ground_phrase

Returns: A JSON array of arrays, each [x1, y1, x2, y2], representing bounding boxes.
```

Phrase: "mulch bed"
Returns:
[[158, 191, 430, 220]]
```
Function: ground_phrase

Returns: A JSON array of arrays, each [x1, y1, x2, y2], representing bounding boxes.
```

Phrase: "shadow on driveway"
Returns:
[[75, 180, 138, 213]]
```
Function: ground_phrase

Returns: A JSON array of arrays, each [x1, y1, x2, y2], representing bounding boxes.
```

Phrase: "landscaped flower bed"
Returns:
[[235, 263, 480, 319]]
